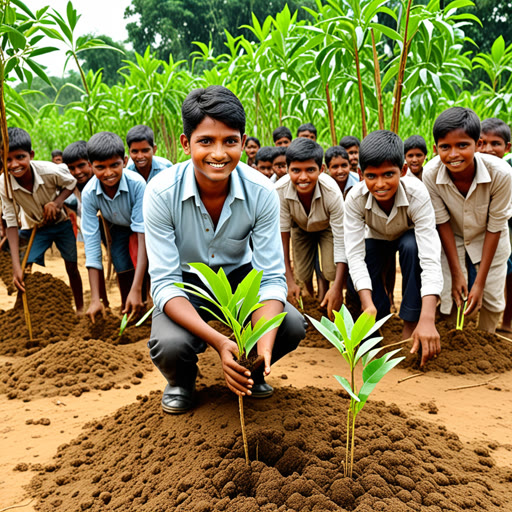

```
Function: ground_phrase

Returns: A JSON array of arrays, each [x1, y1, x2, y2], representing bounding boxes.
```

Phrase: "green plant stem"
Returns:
[[353, 41, 367, 138], [239, 395, 249, 465], [345, 406, 351, 477], [350, 408, 357, 478]]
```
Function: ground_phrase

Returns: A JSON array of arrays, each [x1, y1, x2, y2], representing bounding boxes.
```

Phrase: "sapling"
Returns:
[[456, 300, 468, 331], [307, 306, 404, 477], [174, 263, 287, 464]]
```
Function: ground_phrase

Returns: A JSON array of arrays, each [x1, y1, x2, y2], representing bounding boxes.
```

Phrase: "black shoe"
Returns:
[[250, 381, 274, 398], [161, 385, 195, 414]]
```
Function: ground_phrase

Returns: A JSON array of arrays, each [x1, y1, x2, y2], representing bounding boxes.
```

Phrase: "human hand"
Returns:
[[218, 339, 253, 396], [43, 202, 60, 223], [286, 279, 301, 305], [87, 298, 105, 324], [122, 288, 144, 316], [451, 271, 468, 308], [465, 281, 484, 316], [410, 320, 441, 367], [320, 286, 343, 321], [13, 268, 25, 293]]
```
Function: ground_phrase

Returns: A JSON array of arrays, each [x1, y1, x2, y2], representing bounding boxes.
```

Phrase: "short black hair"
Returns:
[[254, 146, 275, 165], [181, 85, 245, 140], [272, 126, 292, 143], [404, 135, 427, 155], [339, 135, 360, 149], [87, 132, 125, 163], [271, 146, 287, 162], [433, 107, 480, 144], [7, 127, 31, 152], [245, 136, 260, 148], [126, 125, 155, 148], [359, 130, 404, 172], [286, 137, 324, 168], [63, 141, 88, 165], [325, 145, 349, 167], [297, 123, 317, 136], [481, 118, 511, 144], [51, 149, 63, 158]]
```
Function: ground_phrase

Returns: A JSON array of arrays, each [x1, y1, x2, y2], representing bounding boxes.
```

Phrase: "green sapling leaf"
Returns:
[[243, 312, 287, 357], [353, 336, 383, 365], [188, 262, 230, 305], [334, 375, 360, 402], [306, 315, 346, 354]]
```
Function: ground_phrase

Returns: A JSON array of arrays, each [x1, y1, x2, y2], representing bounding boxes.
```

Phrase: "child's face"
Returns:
[[328, 155, 351, 185], [180, 116, 245, 185], [129, 140, 155, 171], [67, 158, 93, 185], [244, 140, 259, 160], [288, 159, 323, 196], [6, 149, 33, 180], [345, 145, 359, 171], [52, 155, 63, 165], [477, 132, 511, 159], [272, 155, 287, 179], [436, 129, 476, 175], [92, 155, 126, 193], [298, 130, 316, 141], [256, 160, 273, 178], [363, 162, 403, 208], [275, 137, 291, 147], [404, 148, 426, 176]]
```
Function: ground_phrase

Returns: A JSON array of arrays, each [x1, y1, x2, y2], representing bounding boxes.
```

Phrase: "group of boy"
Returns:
[[3, 84, 511, 418], [1, 124, 172, 323]]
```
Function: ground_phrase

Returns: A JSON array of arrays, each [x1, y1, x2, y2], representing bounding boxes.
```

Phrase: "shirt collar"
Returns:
[[363, 179, 409, 210], [11, 162, 44, 192], [284, 175, 322, 202], [436, 154, 491, 185]]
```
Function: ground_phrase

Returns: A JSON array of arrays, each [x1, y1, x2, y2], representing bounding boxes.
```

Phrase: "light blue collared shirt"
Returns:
[[127, 155, 173, 182], [143, 160, 287, 311], [82, 169, 146, 269]]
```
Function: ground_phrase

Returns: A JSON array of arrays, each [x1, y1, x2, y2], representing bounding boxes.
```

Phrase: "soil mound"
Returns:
[[69, 310, 152, 345], [0, 338, 153, 399], [0, 272, 78, 356], [0, 248, 15, 292], [29, 386, 509, 511]]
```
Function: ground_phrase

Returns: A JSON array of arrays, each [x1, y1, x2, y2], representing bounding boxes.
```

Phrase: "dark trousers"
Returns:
[[348, 230, 422, 322], [147, 263, 306, 392]]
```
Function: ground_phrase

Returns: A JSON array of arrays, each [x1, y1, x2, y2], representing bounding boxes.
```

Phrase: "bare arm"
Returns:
[[123, 232, 148, 315], [281, 231, 301, 302], [87, 267, 105, 322], [320, 262, 347, 320], [410, 295, 440, 367], [7, 226, 24, 292]]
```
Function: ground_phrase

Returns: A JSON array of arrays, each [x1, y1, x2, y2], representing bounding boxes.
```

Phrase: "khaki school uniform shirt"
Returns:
[[344, 176, 442, 296], [275, 173, 346, 263], [423, 153, 512, 265], [0, 160, 76, 228]]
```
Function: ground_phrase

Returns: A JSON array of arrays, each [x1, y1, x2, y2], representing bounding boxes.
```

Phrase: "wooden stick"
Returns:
[[398, 372, 423, 384], [494, 332, 512, 343], [445, 376, 498, 392], [0, 499, 34, 512], [385, 337, 412, 349], [0, 235, 7, 251], [98, 212, 114, 281], [20, 226, 37, 341]]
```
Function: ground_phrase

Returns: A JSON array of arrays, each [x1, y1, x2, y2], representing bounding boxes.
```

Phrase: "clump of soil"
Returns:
[[0, 248, 16, 293], [69, 309, 152, 345], [0, 338, 153, 399], [29, 386, 509, 511], [0, 272, 78, 356], [382, 318, 512, 375]]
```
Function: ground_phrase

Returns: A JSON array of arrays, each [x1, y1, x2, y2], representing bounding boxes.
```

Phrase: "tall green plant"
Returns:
[[307, 306, 404, 477], [174, 263, 287, 464]]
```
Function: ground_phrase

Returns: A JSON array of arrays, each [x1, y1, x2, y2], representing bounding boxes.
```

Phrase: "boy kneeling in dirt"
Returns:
[[344, 130, 442, 367], [0, 127, 84, 313], [143, 85, 306, 414], [81, 132, 147, 321]]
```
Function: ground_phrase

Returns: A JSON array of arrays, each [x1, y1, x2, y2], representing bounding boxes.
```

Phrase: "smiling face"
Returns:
[[180, 116, 245, 187], [6, 149, 34, 181], [436, 129, 476, 176], [477, 132, 511, 159], [328, 155, 351, 187], [288, 159, 323, 197], [92, 155, 127, 196], [129, 140, 155, 174], [404, 148, 426, 176], [67, 158, 93, 186], [363, 162, 403, 213], [244, 140, 259, 160]]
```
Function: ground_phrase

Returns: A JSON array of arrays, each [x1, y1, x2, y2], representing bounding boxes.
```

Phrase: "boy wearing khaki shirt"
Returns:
[[276, 138, 347, 320], [423, 107, 512, 332]]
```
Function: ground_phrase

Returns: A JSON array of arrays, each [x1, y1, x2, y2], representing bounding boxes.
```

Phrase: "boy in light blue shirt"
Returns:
[[144, 86, 306, 414], [81, 132, 147, 322], [126, 125, 172, 182]]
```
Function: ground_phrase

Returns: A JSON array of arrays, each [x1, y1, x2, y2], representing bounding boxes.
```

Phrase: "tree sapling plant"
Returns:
[[175, 263, 287, 464], [456, 300, 467, 331], [307, 305, 404, 477]]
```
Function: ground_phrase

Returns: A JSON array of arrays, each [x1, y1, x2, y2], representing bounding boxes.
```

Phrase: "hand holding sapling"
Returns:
[[465, 281, 484, 316], [320, 285, 343, 321], [451, 270, 468, 309]]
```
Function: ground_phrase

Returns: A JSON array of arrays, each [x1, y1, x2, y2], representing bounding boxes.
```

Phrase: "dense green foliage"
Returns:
[[4, 0, 511, 162]]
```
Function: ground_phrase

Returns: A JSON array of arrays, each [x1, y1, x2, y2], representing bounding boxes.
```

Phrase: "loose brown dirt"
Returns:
[[28, 386, 510, 512]]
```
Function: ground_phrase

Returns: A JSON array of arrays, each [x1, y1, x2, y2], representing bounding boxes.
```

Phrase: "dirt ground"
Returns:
[[0, 245, 511, 511]]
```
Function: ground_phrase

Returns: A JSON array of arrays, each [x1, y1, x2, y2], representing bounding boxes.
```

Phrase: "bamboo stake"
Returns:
[[445, 376, 498, 392], [0, 235, 7, 251], [398, 372, 423, 384], [325, 82, 337, 146], [370, 28, 385, 130], [20, 225, 37, 341], [98, 212, 114, 281], [353, 41, 367, 138], [494, 332, 512, 343], [238, 395, 249, 464], [382, 337, 412, 350]]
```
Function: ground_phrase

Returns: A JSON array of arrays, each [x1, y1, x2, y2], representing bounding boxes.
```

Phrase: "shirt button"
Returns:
[[211, 254, 214, 258], [206, 228, 209, 232]]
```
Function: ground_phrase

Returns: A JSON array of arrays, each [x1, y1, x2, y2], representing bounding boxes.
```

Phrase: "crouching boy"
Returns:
[[143, 86, 306, 414], [344, 130, 442, 367], [81, 132, 148, 320]]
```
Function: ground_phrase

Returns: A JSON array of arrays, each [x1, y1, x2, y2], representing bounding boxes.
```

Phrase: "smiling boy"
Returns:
[[276, 138, 347, 318], [126, 125, 172, 182], [424, 108, 512, 332], [404, 135, 428, 180], [81, 132, 147, 321], [340, 135, 361, 173], [143, 86, 305, 414], [344, 130, 442, 367], [325, 145, 359, 198]]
